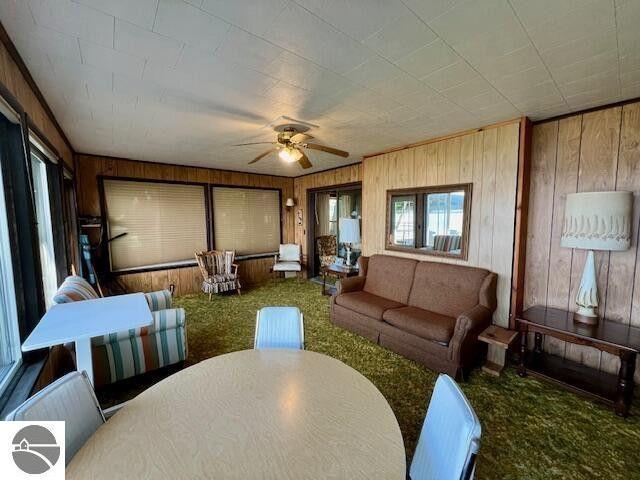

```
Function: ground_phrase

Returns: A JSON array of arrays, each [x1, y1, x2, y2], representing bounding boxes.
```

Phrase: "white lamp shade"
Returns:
[[339, 217, 361, 244], [285, 198, 295, 207], [561, 191, 633, 251]]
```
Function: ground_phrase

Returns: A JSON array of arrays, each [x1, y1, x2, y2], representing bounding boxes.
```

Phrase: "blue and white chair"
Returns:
[[409, 375, 481, 480], [254, 307, 304, 350], [4, 371, 105, 465]]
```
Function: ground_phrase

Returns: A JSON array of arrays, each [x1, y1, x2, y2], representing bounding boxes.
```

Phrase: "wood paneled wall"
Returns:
[[292, 163, 362, 266], [76, 154, 295, 295], [0, 40, 73, 168], [525, 101, 640, 382], [362, 120, 522, 328]]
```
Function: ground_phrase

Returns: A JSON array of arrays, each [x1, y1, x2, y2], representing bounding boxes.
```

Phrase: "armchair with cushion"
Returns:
[[195, 250, 241, 300], [332, 255, 497, 379], [53, 276, 187, 387], [316, 235, 337, 268], [273, 244, 303, 279]]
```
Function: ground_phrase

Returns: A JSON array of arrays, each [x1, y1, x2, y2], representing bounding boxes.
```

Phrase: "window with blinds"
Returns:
[[104, 180, 208, 271], [212, 187, 281, 256]]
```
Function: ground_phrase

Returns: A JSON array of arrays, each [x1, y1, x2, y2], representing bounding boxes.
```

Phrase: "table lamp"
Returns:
[[339, 217, 361, 266], [560, 191, 633, 325]]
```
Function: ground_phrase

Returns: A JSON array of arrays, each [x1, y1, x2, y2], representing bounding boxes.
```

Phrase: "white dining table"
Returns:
[[22, 293, 153, 385], [67, 349, 407, 479]]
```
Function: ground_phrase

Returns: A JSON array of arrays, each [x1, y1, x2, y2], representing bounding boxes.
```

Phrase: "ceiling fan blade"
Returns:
[[304, 143, 349, 158], [290, 133, 313, 143], [249, 149, 276, 164], [233, 142, 278, 147], [298, 151, 312, 169]]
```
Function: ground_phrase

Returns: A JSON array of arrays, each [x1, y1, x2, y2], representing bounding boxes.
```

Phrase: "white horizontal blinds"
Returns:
[[104, 180, 208, 271], [213, 187, 280, 255]]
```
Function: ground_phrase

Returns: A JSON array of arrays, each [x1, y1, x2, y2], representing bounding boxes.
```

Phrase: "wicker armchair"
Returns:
[[195, 250, 241, 300], [316, 235, 337, 268]]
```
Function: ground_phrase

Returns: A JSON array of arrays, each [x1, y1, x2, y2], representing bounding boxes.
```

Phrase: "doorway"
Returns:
[[307, 183, 362, 279]]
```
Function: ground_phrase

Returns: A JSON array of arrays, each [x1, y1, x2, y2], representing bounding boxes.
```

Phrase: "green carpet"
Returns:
[[98, 280, 640, 479]]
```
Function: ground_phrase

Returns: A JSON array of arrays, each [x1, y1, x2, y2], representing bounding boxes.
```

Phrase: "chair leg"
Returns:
[[237, 288, 241, 296], [209, 290, 212, 301]]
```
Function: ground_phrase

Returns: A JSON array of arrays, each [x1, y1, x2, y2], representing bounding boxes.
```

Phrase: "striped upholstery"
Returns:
[[409, 375, 481, 480], [196, 250, 240, 295], [254, 307, 304, 350], [5, 371, 105, 465], [144, 289, 173, 311], [91, 312, 187, 387], [52, 275, 99, 304], [432, 235, 462, 252], [52, 277, 188, 388]]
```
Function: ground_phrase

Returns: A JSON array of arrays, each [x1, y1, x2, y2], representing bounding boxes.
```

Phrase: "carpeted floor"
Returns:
[[97, 279, 640, 479]]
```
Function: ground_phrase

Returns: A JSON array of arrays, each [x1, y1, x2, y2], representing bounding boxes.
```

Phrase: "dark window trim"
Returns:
[[98, 175, 211, 275], [210, 183, 284, 252], [385, 183, 473, 260]]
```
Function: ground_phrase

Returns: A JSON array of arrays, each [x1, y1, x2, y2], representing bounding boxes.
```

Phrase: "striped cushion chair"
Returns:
[[52, 276, 188, 388], [195, 250, 241, 300]]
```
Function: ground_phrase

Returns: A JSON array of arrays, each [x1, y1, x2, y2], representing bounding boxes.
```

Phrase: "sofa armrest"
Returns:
[[337, 276, 365, 295], [357, 256, 369, 276], [448, 305, 492, 362], [145, 290, 173, 311]]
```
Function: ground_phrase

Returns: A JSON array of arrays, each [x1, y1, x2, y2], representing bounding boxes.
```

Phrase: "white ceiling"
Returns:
[[1, 0, 639, 176]]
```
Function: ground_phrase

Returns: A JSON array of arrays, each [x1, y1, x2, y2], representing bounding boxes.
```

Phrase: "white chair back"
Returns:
[[279, 244, 301, 262], [409, 375, 481, 480], [5, 371, 105, 465], [254, 307, 304, 349]]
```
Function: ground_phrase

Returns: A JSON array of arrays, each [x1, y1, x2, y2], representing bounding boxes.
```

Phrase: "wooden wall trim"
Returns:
[[533, 96, 640, 126], [510, 117, 533, 328], [362, 117, 523, 159], [0, 21, 73, 156]]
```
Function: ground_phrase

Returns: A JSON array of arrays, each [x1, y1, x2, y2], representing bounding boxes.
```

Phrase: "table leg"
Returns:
[[75, 337, 94, 385], [518, 330, 527, 377], [615, 351, 636, 417], [534, 332, 543, 355]]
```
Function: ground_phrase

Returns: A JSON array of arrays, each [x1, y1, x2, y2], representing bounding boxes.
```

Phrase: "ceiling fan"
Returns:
[[232, 124, 349, 169]]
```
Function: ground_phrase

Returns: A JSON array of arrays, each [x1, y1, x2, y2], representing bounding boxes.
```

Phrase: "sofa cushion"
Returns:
[[363, 255, 417, 304], [407, 262, 491, 318], [53, 276, 99, 304], [383, 306, 456, 343], [335, 291, 404, 320]]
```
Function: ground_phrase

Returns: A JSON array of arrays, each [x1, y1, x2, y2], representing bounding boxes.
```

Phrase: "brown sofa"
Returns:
[[330, 254, 497, 380]]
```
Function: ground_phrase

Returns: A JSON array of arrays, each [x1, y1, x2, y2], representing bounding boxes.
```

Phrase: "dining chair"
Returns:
[[4, 371, 105, 465], [409, 374, 481, 480], [254, 306, 304, 350]]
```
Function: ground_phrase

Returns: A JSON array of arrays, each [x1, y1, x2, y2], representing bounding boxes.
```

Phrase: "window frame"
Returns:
[[209, 184, 284, 259], [98, 176, 212, 275], [385, 183, 472, 260]]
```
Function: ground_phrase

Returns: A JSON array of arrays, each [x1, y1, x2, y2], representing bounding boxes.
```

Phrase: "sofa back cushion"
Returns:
[[363, 255, 418, 304], [408, 262, 494, 318], [53, 276, 99, 304]]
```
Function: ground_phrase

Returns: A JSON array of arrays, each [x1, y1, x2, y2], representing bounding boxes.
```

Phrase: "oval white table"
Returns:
[[67, 349, 406, 479]]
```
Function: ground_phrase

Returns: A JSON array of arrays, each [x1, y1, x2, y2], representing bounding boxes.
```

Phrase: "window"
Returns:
[[0, 159, 21, 394], [30, 151, 58, 309], [386, 183, 472, 259], [212, 187, 280, 256], [103, 179, 208, 271], [389, 195, 416, 247]]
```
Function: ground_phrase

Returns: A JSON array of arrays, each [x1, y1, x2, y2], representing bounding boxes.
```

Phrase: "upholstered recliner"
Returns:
[[316, 235, 337, 268], [53, 276, 187, 387]]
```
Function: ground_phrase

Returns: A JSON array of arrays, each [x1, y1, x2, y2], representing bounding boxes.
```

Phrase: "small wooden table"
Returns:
[[321, 264, 359, 295], [517, 306, 640, 417], [67, 350, 406, 479], [22, 293, 153, 385], [478, 325, 518, 376]]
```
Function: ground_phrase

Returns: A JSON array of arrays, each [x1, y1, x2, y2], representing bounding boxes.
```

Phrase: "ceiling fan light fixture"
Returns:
[[279, 146, 303, 163]]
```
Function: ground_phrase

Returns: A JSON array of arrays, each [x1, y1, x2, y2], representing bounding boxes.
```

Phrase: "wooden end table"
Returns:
[[478, 325, 518, 376], [321, 264, 359, 296], [517, 306, 639, 417]]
